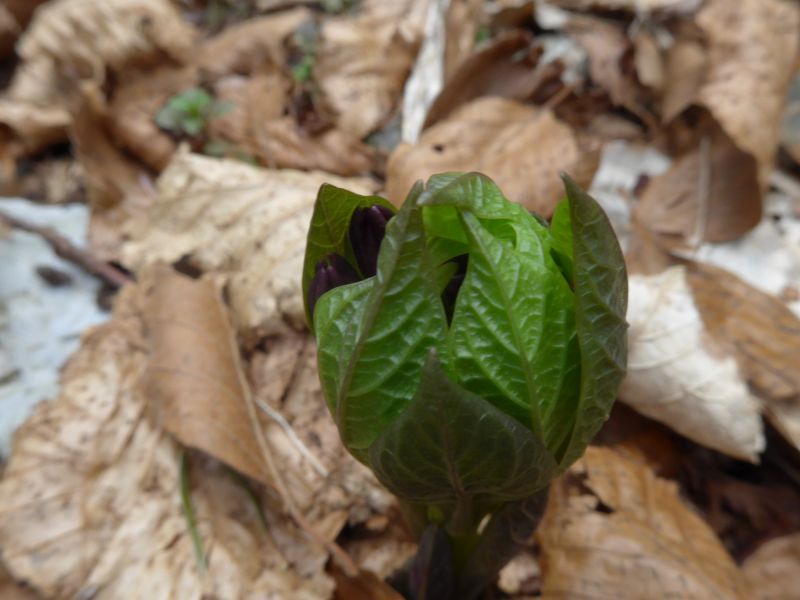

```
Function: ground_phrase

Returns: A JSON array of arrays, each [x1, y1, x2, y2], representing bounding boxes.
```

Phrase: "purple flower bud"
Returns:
[[349, 204, 394, 278], [308, 254, 360, 318]]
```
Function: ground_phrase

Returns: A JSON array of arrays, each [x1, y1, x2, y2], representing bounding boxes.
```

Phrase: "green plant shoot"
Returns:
[[302, 172, 628, 598]]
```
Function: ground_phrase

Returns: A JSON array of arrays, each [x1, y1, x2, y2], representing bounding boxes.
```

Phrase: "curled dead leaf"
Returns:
[[443, 0, 484, 80], [546, 0, 701, 12], [621, 266, 765, 461], [686, 261, 800, 451], [143, 266, 273, 486], [120, 149, 376, 338], [423, 30, 544, 129], [538, 446, 751, 599], [387, 96, 598, 215]]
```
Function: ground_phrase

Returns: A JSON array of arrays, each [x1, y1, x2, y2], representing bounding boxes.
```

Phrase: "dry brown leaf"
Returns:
[[635, 123, 761, 247], [633, 28, 664, 93], [209, 73, 375, 175], [686, 261, 800, 450], [109, 66, 196, 171], [196, 8, 312, 79], [742, 533, 800, 600], [17, 0, 195, 79], [315, 0, 427, 139], [621, 266, 765, 461], [695, 0, 800, 187], [423, 31, 543, 129], [538, 446, 751, 600], [120, 149, 376, 338], [387, 96, 598, 215], [143, 266, 272, 485]]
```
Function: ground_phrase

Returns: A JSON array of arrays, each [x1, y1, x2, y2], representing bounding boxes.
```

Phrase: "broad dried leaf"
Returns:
[[120, 150, 377, 338], [144, 266, 272, 485], [315, 0, 427, 139], [538, 446, 750, 600], [621, 266, 764, 461], [695, 0, 800, 187], [742, 533, 800, 600], [0, 564, 37, 600], [635, 123, 761, 247], [686, 262, 800, 450], [0, 286, 333, 599], [387, 97, 598, 215]]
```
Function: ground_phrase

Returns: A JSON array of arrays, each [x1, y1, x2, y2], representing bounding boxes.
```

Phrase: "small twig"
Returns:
[[255, 398, 329, 478], [688, 135, 712, 249], [0, 209, 133, 288]]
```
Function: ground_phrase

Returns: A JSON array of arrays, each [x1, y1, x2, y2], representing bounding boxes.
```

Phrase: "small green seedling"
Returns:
[[302, 172, 628, 599], [155, 88, 230, 138]]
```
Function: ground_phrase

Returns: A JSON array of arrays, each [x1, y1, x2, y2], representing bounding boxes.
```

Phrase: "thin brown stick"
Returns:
[[0, 210, 133, 288]]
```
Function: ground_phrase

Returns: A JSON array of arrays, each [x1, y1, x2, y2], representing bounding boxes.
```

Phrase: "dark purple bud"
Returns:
[[442, 254, 468, 324], [308, 254, 360, 318], [349, 204, 394, 278]]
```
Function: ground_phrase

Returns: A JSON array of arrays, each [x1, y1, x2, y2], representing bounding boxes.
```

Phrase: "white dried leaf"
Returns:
[[120, 149, 376, 338], [620, 266, 765, 461]]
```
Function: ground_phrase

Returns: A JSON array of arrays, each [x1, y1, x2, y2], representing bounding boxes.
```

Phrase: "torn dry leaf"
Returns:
[[387, 96, 598, 215], [742, 533, 800, 600], [635, 123, 761, 248], [538, 446, 751, 600], [686, 261, 800, 450], [315, 0, 427, 139], [331, 567, 405, 600], [695, 0, 800, 187], [0, 286, 330, 599], [120, 149, 376, 338], [143, 266, 273, 486], [621, 266, 765, 461]]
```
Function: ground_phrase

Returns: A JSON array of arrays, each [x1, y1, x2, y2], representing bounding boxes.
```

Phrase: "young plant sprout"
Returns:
[[302, 172, 628, 599]]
